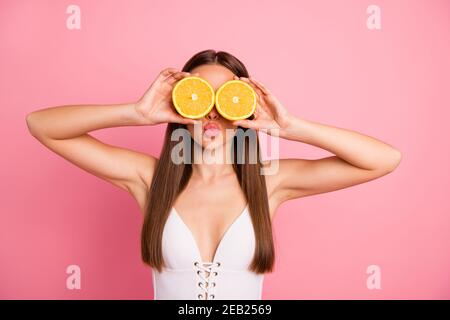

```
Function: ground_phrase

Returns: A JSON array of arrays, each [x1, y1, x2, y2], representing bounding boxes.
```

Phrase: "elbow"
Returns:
[[26, 112, 35, 136], [382, 148, 402, 173], [26, 111, 41, 138]]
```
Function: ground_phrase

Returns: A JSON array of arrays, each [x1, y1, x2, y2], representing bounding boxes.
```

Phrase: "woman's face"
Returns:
[[185, 64, 239, 150]]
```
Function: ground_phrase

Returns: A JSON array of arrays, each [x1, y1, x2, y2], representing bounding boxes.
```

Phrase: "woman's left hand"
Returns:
[[232, 76, 293, 137]]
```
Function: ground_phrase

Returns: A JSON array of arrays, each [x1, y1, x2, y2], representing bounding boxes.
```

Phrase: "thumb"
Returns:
[[233, 120, 258, 129], [174, 115, 200, 125]]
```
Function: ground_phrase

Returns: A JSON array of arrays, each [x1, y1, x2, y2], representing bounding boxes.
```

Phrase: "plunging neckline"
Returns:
[[172, 204, 249, 264]]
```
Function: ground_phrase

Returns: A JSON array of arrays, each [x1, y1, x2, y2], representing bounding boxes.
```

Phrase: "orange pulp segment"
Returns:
[[172, 76, 215, 119], [215, 80, 256, 121]]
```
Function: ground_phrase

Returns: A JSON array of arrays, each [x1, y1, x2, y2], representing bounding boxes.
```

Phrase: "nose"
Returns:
[[205, 107, 220, 120]]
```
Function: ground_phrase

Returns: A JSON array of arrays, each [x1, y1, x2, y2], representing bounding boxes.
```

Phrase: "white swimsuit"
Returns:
[[152, 204, 265, 300]]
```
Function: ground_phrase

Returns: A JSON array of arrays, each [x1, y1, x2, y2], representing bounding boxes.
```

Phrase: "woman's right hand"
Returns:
[[134, 68, 200, 126]]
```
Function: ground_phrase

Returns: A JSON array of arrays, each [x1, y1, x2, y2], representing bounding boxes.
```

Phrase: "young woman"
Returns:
[[26, 49, 402, 300]]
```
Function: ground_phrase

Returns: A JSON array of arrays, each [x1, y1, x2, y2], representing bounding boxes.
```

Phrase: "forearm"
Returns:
[[283, 116, 402, 171], [26, 102, 148, 140]]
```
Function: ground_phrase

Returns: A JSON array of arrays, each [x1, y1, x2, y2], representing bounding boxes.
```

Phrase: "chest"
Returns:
[[162, 204, 255, 270], [172, 195, 248, 263], [166, 175, 278, 263]]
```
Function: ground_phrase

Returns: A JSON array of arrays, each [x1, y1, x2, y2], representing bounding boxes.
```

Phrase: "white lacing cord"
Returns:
[[194, 261, 221, 300]]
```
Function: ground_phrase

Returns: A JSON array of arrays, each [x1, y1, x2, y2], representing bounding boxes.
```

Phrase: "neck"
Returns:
[[191, 162, 235, 182], [191, 141, 235, 182]]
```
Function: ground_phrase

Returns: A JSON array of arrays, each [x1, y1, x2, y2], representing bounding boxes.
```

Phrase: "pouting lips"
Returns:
[[204, 128, 221, 137], [203, 123, 221, 138]]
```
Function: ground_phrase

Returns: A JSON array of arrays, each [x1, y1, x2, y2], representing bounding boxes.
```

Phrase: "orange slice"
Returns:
[[172, 76, 215, 119], [215, 80, 257, 120]]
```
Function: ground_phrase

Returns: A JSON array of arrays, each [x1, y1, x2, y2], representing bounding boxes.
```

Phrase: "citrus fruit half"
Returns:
[[172, 76, 215, 119], [215, 80, 257, 121]]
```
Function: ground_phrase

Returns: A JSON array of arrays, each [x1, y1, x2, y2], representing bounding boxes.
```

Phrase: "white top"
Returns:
[[152, 204, 265, 300]]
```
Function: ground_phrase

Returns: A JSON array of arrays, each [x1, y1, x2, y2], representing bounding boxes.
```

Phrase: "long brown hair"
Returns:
[[141, 49, 275, 274]]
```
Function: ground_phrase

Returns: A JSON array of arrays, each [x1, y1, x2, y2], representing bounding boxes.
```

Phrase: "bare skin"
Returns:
[[26, 66, 402, 263]]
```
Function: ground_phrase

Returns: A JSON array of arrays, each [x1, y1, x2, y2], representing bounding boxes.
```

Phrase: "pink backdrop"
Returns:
[[1, 0, 449, 299]]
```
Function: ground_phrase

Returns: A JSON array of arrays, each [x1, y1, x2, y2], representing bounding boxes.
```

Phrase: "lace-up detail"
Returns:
[[194, 261, 221, 300]]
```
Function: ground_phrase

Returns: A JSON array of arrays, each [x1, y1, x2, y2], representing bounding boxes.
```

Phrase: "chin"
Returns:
[[201, 137, 224, 150]]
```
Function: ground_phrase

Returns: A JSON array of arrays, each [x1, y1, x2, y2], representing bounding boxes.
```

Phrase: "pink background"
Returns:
[[1, 0, 449, 299]]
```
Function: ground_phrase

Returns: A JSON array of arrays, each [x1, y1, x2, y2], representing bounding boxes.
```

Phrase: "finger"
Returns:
[[257, 103, 271, 116], [236, 76, 254, 97], [182, 118, 201, 125], [152, 69, 177, 86], [160, 67, 179, 77], [253, 87, 263, 102], [235, 118, 280, 130], [166, 72, 192, 85], [253, 107, 266, 121], [238, 76, 252, 84], [237, 77, 263, 101], [169, 71, 191, 80], [160, 71, 183, 85], [167, 74, 186, 85], [249, 76, 271, 95], [162, 67, 179, 73], [248, 76, 265, 93], [232, 119, 260, 130], [171, 115, 201, 125], [254, 103, 266, 116], [159, 68, 180, 80]]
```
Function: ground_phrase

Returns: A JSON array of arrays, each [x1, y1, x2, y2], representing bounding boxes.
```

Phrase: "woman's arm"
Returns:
[[26, 102, 156, 211], [232, 76, 402, 203], [26, 68, 198, 212], [271, 117, 402, 202]]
